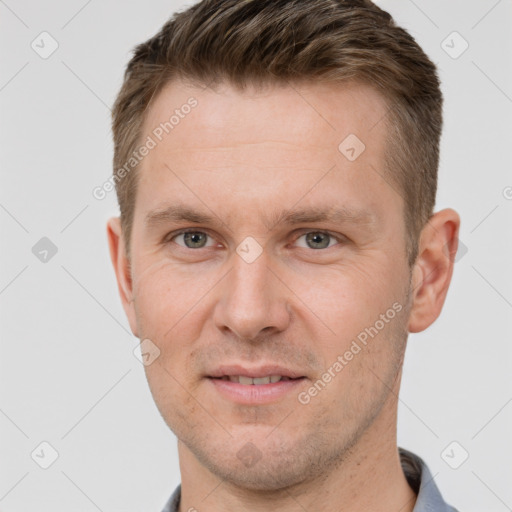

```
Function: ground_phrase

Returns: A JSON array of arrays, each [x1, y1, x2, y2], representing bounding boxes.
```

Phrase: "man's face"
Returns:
[[122, 80, 414, 489]]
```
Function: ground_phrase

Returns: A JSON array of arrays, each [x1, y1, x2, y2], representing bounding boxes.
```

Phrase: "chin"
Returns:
[[184, 431, 346, 493]]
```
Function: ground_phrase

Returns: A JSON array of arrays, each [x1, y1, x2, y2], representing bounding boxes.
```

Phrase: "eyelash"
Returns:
[[166, 228, 346, 250]]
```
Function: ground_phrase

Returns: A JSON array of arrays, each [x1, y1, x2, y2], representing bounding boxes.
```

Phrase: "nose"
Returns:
[[213, 247, 291, 341]]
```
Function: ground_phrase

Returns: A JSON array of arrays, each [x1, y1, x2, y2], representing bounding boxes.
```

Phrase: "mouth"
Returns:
[[206, 365, 307, 404], [211, 375, 301, 385]]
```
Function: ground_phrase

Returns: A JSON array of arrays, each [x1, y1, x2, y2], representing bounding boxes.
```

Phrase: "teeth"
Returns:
[[224, 375, 284, 385], [239, 375, 254, 385], [253, 376, 271, 385]]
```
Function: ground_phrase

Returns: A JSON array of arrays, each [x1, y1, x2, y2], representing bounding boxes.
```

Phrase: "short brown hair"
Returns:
[[112, 0, 443, 266]]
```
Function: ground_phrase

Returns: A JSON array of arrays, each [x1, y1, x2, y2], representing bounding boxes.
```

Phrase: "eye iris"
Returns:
[[184, 232, 207, 248], [306, 232, 330, 249]]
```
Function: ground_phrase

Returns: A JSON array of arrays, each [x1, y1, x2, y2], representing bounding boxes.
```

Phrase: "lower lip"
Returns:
[[207, 377, 306, 405]]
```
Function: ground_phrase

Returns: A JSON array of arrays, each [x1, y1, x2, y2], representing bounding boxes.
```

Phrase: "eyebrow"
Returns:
[[144, 203, 377, 232]]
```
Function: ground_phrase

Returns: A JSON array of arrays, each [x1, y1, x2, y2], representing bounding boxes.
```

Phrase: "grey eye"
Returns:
[[296, 232, 337, 250], [175, 231, 212, 249]]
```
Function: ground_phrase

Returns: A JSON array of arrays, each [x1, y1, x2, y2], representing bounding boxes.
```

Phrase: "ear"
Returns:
[[107, 217, 139, 337], [408, 208, 461, 333]]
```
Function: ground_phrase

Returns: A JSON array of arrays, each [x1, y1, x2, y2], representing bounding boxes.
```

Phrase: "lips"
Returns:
[[208, 371, 306, 405], [207, 364, 306, 381], [215, 375, 296, 385]]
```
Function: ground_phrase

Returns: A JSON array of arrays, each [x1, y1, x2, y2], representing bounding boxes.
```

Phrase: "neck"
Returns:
[[177, 382, 416, 512]]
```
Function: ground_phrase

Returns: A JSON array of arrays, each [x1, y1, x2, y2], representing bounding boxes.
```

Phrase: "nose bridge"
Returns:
[[214, 246, 290, 340], [233, 247, 271, 304]]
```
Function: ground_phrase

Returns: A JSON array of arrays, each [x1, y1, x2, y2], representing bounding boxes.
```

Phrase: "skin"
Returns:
[[108, 79, 460, 512]]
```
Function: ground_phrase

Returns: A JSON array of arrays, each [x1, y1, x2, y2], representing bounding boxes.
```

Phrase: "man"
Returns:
[[107, 0, 461, 510]]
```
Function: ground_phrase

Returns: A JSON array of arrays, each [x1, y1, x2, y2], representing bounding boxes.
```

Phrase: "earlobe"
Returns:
[[408, 208, 460, 334], [106, 217, 139, 337]]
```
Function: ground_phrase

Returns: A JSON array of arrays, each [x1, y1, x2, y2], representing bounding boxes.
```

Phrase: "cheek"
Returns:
[[132, 262, 191, 379], [133, 263, 205, 413], [289, 260, 410, 402], [290, 258, 405, 342], [133, 259, 202, 335], [132, 259, 220, 376]]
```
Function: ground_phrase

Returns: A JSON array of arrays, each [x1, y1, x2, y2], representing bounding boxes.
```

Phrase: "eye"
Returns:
[[170, 230, 216, 249], [294, 231, 343, 250]]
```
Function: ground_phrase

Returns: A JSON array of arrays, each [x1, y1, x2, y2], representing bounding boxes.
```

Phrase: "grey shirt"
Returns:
[[161, 447, 459, 512]]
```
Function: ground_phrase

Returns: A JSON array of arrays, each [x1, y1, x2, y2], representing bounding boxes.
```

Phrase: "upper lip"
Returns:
[[208, 364, 306, 379]]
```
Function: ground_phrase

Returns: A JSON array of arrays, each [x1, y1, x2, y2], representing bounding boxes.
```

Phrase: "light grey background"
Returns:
[[1, 0, 511, 510]]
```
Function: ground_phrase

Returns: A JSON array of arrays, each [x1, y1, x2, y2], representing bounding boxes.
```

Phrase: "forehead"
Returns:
[[142, 79, 389, 162], [135, 79, 397, 230]]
